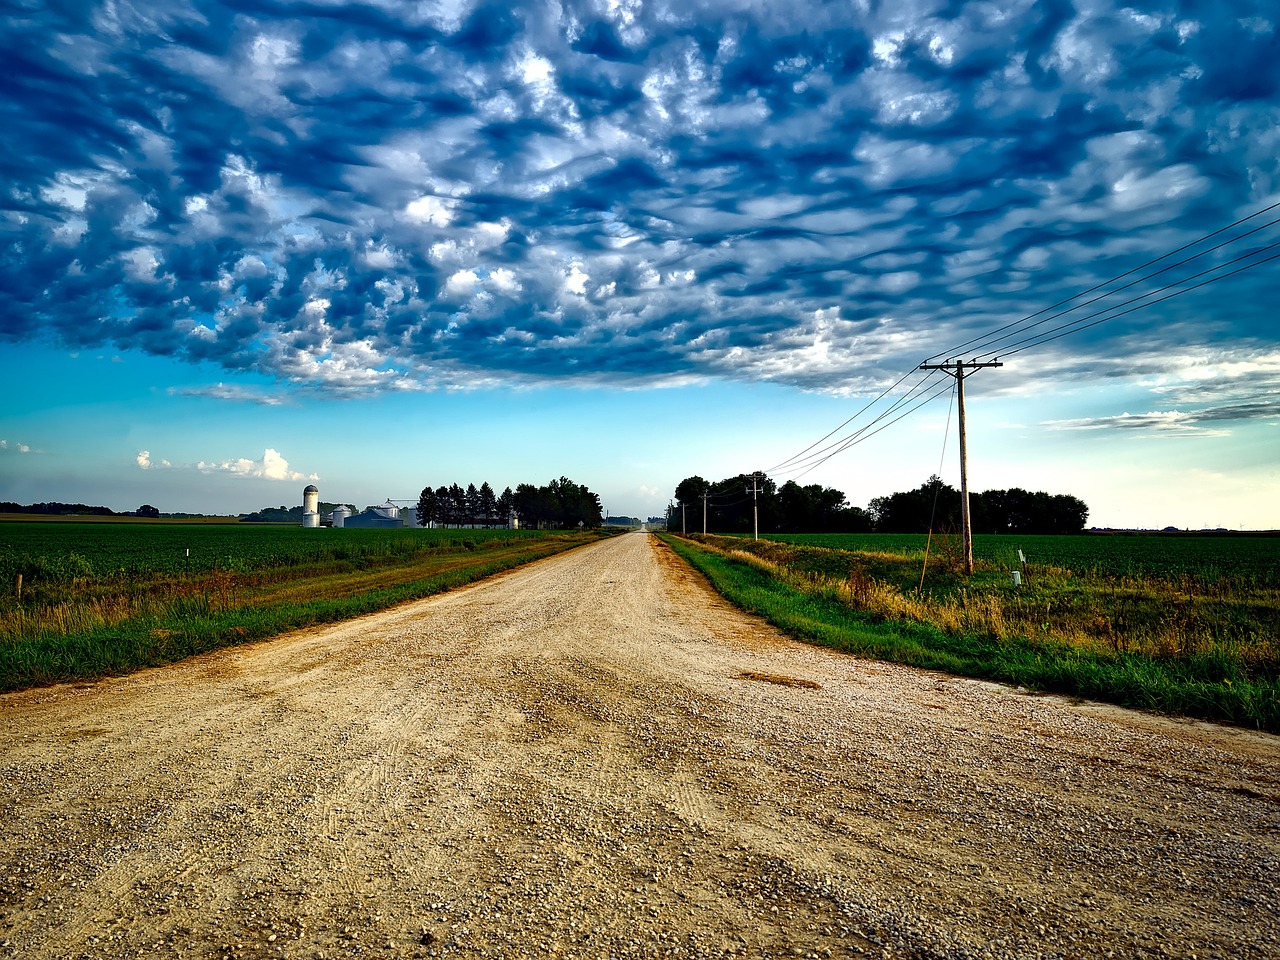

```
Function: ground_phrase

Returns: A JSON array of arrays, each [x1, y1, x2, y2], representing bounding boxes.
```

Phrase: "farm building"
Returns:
[[301, 484, 321, 528], [342, 501, 405, 529]]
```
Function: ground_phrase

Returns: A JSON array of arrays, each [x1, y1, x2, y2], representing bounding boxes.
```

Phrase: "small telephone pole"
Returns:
[[917, 359, 1003, 574], [701, 490, 710, 535], [745, 472, 764, 541]]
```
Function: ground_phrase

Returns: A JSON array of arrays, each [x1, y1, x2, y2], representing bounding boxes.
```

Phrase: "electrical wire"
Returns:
[[954, 219, 1280, 362], [996, 246, 1280, 358], [742, 198, 1280, 489], [781, 375, 956, 482], [923, 198, 1280, 364], [768, 368, 949, 477]]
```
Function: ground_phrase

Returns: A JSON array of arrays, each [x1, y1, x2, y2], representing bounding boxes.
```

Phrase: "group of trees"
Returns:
[[0, 501, 168, 518], [1, 501, 116, 516], [417, 477, 603, 530], [671, 474, 873, 535], [670, 473, 1089, 536], [868, 477, 1088, 534]]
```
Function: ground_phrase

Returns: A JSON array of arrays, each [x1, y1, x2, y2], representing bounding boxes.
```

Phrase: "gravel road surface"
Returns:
[[2, 531, 1277, 959]]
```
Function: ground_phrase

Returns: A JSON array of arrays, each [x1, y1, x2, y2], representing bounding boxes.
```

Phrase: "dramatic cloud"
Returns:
[[2, 0, 1277, 406]]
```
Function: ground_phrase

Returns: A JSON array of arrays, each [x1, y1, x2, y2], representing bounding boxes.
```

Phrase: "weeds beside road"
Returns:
[[0, 524, 612, 692], [662, 532, 1280, 732]]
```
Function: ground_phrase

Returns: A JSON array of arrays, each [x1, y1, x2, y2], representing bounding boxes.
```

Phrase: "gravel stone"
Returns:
[[1, 532, 1277, 958]]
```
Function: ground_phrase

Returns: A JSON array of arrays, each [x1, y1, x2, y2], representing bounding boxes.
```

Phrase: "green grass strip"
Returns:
[[661, 534, 1280, 733], [0, 540, 586, 692]]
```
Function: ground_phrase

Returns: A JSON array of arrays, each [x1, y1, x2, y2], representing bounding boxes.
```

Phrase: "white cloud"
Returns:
[[1042, 410, 1231, 437], [1, 440, 33, 454], [197, 447, 317, 481], [136, 450, 172, 469], [404, 194, 459, 227], [167, 383, 287, 405]]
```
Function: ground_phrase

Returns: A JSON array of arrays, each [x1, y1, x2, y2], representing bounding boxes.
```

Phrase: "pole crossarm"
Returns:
[[918, 360, 1004, 372], [917, 360, 1003, 574]]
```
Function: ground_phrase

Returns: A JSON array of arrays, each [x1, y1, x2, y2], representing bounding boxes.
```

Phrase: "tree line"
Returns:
[[417, 476, 603, 530], [671, 474, 1088, 535]]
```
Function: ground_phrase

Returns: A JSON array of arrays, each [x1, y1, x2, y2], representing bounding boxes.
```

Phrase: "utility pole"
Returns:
[[701, 490, 710, 535], [745, 473, 764, 541], [681, 502, 686, 536], [917, 359, 1003, 574]]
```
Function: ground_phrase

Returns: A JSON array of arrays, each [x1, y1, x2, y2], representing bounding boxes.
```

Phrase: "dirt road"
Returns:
[[2, 531, 1277, 959]]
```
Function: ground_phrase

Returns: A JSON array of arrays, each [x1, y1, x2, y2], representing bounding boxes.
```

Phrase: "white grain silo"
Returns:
[[302, 484, 320, 528], [374, 499, 399, 520], [331, 505, 350, 528]]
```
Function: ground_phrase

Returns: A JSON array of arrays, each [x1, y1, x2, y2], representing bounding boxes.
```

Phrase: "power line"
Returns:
[[923, 198, 1280, 364], [769, 369, 950, 476], [995, 246, 1280, 359], [777, 375, 956, 481], [766, 199, 1280, 480], [956, 219, 1280, 362]]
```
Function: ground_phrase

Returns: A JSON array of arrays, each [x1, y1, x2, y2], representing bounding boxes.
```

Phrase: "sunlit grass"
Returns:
[[663, 533, 1280, 732], [0, 527, 611, 691]]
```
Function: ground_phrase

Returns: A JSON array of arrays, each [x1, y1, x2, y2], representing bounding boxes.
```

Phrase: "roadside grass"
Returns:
[[660, 533, 1280, 732], [0, 529, 609, 692]]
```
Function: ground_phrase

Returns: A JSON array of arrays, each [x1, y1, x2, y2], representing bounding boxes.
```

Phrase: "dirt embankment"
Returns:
[[2, 531, 1277, 959]]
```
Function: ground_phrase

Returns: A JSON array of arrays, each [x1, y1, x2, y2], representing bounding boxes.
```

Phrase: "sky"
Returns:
[[2, 0, 1278, 530]]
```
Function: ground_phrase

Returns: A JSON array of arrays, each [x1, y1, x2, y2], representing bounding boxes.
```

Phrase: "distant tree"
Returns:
[[448, 483, 467, 527], [1, 501, 115, 516], [435, 485, 454, 526], [136, 504, 160, 518], [479, 482, 498, 527], [674, 476, 711, 511], [776, 481, 850, 531], [548, 476, 603, 528], [513, 483, 546, 528], [682, 472, 777, 534], [497, 486, 514, 527], [974, 488, 1088, 534], [416, 486, 439, 528], [834, 506, 874, 532], [870, 476, 959, 533], [464, 483, 481, 527]]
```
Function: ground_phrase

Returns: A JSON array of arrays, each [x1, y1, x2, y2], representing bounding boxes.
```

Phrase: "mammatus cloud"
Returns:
[[1, 1, 1277, 411]]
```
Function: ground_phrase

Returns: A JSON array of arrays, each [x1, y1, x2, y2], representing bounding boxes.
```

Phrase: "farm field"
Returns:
[[0, 519, 558, 579], [667, 531, 1280, 731], [755, 531, 1280, 583], [0, 522, 611, 691]]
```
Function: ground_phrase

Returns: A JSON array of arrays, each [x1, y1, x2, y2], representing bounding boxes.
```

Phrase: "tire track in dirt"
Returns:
[[1, 531, 1278, 959]]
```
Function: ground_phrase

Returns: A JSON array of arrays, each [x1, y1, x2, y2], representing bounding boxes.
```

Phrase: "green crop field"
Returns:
[[753, 532, 1280, 584], [0, 522, 609, 692], [669, 530, 1280, 731], [0, 522, 556, 584]]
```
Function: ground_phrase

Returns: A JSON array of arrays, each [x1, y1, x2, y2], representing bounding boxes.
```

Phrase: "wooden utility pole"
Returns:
[[917, 360, 1003, 574], [701, 490, 710, 535], [745, 473, 764, 541]]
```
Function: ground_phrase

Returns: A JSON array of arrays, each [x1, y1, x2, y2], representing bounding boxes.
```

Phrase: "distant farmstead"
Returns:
[[299, 486, 475, 528], [342, 500, 404, 529]]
